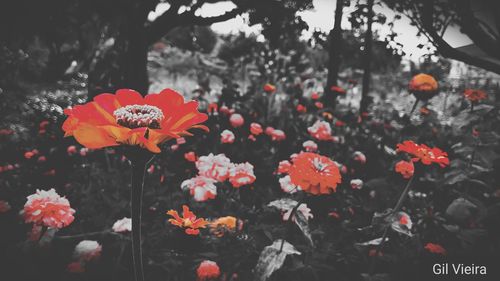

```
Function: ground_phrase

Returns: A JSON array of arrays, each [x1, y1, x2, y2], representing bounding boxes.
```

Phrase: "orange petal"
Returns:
[[72, 123, 120, 149]]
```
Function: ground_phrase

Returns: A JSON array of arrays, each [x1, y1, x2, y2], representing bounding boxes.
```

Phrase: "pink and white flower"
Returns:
[[220, 130, 235, 144], [229, 113, 244, 128], [196, 153, 232, 181], [229, 162, 256, 188], [23, 189, 75, 229], [307, 120, 334, 141], [302, 140, 318, 152], [181, 175, 217, 202], [270, 129, 286, 141], [350, 179, 363, 189]]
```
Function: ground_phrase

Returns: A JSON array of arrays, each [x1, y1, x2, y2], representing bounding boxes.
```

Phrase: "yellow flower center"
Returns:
[[113, 104, 164, 129]]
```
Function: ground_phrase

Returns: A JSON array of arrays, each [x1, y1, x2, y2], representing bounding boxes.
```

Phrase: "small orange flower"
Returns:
[[166, 205, 207, 235], [424, 243, 446, 255], [62, 89, 208, 153], [209, 216, 242, 237], [409, 73, 438, 99], [288, 152, 342, 195], [397, 140, 449, 167], [419, 107, 430, 115], [464, 89, 487, 102], [395, 160, 414, 179]]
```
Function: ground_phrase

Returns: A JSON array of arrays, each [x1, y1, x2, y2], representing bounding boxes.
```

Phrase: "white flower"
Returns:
[[350, 179, 363, 189], [220, 129, 235, 144], [73, 240, 102, 262], [302, 140, 318, 152], [229, 162, 256, 188], [112, 217, 132, 233]]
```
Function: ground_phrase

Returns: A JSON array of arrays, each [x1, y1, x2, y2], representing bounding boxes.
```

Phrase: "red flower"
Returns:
[[330, 86, 346, 94], [397, 140, 449, 167], [196, 260, 221, 281], [184, 151, 197, 162], [250, 122, 263, 135], [166, 205, 208, 235], [288, 152, 342, 195], [229, 113, 244, 128], [464, 89, 487, 102], [424, 243, 446, 255], [263, 83, 276, 93], [315, 102, 324, 109], [207, 102, 218, 114], [67, 145, 77, 155], [265, 126, 275, 136], [296, 104, 306, 113], [395, 160, 414, 179], [311, 92, 320, 100], [270, 129, 286, 141], [229, 162, 256, 188], [62, 89, 208, 153], [419, 107, 430, 115]]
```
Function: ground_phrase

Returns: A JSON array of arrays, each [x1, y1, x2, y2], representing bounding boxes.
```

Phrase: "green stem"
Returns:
[[131, 159, 147, 281]]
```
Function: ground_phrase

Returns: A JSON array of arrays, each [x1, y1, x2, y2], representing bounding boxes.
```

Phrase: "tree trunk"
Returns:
[[360, 0, 374, 114], [87, 7, 150, 100], [323, 0, 344, 109]]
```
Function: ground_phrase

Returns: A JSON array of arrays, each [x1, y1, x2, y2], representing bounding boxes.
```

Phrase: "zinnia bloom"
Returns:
[[73, 240, 102, 262], [181, 175, 217, 202], [302, 140, 318, 152], [277, 160, 291, 174], [395, 160, 414, 179], [350, 179, 363, 189], [408, 73, 438, 100], [196, 153, 232, 181], [464, 89, 487, 102], [196, 260, 221, 281], [308, 120, 334, 141], [0, 200, 11, 213], [229, 113, 244, 128], [167, 205, 208, 235], [270, 129, 286, 141], [263, 83, 276, 93], [62, 88, 208, 153], [424, 243, 446, 255], [353, 151, 366, 164], [23, 189, 75, 229], [396, 140, 449, 167], [288, 152, 342, 194], [330, 86, 346, 94], [209, 216, 242, 237], [184, 151, 197, 162], [112, 217, 132, 233], [250, 122, 263, 135], [296, 104, 307, 113], [229, 162, 256, 188], [220, 129, 235, 144]]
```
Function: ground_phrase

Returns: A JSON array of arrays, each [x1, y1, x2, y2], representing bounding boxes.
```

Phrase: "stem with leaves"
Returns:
[[368, 172, 416, 274]]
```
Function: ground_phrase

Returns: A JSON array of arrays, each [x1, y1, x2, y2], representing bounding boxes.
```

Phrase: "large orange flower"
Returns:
[[62, 89, 208, 153], [167, 205, 208, 235], [397, 140, 449, 167], [288, 152, 342, 195]]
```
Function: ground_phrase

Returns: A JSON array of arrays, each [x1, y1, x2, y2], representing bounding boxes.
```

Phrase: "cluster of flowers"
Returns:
[[181, 153, 256, 202]]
